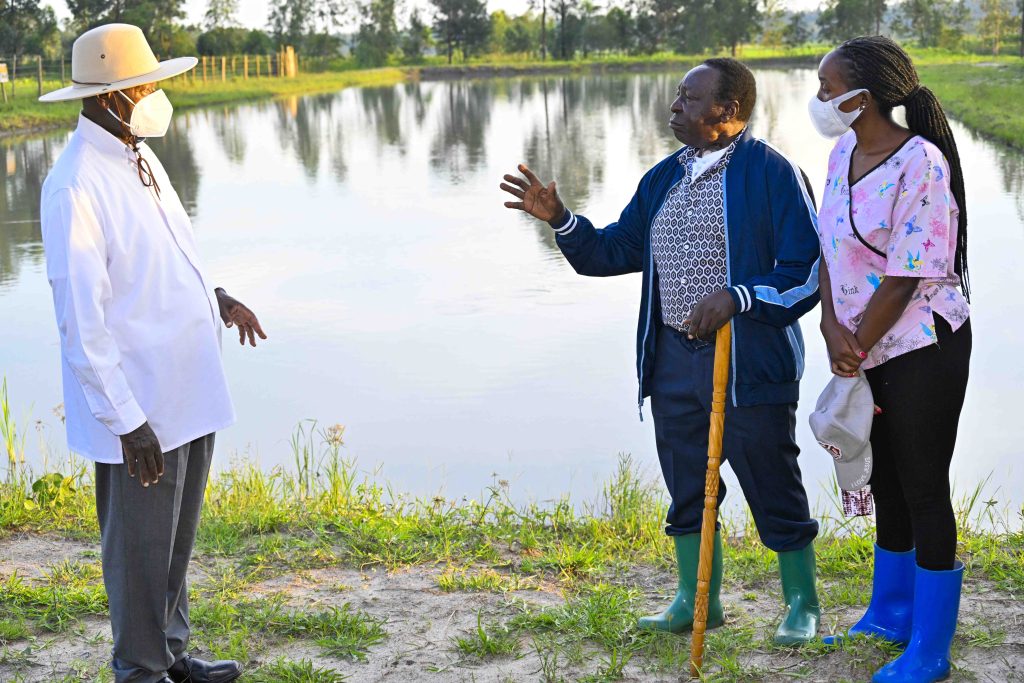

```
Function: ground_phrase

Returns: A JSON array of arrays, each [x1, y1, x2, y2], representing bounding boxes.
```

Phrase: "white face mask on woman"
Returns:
[[107, 89, 174, 138], [807, 88, 868, 139]]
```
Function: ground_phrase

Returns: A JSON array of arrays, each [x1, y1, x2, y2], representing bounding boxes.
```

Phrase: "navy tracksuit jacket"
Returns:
[[549, 128, 821, 549]]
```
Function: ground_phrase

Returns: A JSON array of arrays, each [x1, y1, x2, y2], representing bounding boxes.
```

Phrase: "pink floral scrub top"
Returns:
[[817, 131, 970, 369]]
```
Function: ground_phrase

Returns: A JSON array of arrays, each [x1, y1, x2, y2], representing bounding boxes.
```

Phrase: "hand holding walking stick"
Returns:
[[689, 321, 731, 678]]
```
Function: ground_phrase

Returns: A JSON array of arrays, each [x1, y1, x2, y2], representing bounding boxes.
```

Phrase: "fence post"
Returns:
[[37, 55, 43, 98], [11, 54, 16, 98], [243, 54, 248, 80], [202, 55, 207, 82], [221, 56, 226, 82], [231, 55, 236, 78]]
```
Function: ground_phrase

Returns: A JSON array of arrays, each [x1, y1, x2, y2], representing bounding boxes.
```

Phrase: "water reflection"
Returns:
[[429, 81, 493, 182], [0, 138, 56, 288], [995, 144, 1024, 224], [3, 70, 1023, 512], [360, 85, 407, 150], [151, 124, 202, 215], [211, 108, 249, 166], [274, 95, 325, 179]]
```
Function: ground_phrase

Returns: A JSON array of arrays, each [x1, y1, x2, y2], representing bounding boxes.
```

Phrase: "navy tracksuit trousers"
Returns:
[[650, 325, 819, 553]]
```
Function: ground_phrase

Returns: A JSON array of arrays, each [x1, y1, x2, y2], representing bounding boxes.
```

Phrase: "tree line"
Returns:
[[2, 0, 1023, 70]]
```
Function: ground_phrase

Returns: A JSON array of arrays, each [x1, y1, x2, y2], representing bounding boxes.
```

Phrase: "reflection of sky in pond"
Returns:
[[1, 69, 1022, 522]]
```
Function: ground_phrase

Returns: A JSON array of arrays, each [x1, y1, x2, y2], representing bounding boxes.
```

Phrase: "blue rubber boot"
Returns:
[[824, 545, 916, 646], [872, 561, 964, 683]]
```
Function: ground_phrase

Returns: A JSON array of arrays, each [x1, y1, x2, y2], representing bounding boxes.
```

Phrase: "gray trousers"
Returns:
[[95, 433, 215, 683]]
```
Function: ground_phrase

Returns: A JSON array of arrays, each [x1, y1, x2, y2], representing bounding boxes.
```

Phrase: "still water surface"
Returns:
[[2, 69, 1022, 516]]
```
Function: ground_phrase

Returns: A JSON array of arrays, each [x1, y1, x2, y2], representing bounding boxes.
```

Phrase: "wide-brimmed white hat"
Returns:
[[39, 23, 197, 102]]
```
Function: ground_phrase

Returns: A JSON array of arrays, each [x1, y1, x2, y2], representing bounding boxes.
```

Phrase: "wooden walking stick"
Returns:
[[689, 320, 731, 679]]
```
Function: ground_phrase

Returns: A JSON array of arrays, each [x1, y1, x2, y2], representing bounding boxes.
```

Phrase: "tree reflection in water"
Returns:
[[150, 120, 201, 215], [429, 80, 493, 183], [0, 137, 56, 287], [3, 71, 1024, 290]]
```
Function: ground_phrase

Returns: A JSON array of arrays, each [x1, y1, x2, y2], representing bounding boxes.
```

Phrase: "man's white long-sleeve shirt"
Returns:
[[40, 115, 235, 463]]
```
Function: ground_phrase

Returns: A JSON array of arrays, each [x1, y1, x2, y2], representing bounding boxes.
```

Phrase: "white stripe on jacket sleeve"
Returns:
[[552, 210, 577, 236]]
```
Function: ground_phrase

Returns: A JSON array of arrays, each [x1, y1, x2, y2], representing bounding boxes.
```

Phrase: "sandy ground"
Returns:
[[1, 533, 1021, 682]]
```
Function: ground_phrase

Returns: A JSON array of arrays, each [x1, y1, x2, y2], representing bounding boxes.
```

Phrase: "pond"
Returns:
[[2, 68, 1022, 519]]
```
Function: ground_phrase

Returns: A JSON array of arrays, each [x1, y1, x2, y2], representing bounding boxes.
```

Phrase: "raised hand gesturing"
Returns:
[[500, 164, 565, 224]]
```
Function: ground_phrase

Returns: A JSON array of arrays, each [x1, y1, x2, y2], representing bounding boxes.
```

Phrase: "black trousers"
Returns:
[[864, 316, 971, 571], [650, 325, 819, 552]]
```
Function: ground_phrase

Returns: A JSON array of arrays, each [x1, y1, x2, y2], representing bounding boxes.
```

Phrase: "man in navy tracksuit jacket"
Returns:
[[502, 58, 822, 644]]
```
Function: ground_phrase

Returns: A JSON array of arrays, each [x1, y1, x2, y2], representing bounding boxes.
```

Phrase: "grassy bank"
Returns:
[[0, 68, 407, 137], [1, 420, 1021, 682], [414, 45, 822, 78], [0, 46, 823, 139], [4, 46, 1023, 151], [918, 59, 1024, 150]]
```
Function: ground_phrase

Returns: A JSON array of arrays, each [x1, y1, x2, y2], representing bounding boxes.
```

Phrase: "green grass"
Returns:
[[438, 565, 535, 593], [0, 560, 107, 632], [510, 582, 645, 651], [0, 44, 823, 138], [249, 658, 349, 682], [918, 58, 1024, 149], [4, 44, 1021, 150], [415, 44, 824, 74], [0, 68, 407, 136], [0, 618, 29, 643], [186, 565, 386, 662], [453, 612, 522, 658], [1, 402, 1021, 681], [2, 422, 1021, 591]]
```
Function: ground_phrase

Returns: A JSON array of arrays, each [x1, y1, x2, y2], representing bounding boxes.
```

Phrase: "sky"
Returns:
[[43, 0, 825, 31]]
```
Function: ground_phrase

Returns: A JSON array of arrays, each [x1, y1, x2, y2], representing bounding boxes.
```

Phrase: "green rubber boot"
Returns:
[[637, 532, 725, 634], [774, 542, 821, 645]]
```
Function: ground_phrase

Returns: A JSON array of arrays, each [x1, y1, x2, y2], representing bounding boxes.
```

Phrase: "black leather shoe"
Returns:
[[167, 655, 242, 683]]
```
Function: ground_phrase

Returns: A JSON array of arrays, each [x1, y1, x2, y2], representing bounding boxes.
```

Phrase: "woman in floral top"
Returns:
[[810, 37, 972, 683]]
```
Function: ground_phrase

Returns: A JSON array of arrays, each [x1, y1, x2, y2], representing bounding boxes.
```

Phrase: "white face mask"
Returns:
[[807, 88, 868, 138], [108, 89, 174, 138]]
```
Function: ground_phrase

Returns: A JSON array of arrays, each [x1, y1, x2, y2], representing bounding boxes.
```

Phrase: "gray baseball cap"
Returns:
[[809, 373, 874, 491]]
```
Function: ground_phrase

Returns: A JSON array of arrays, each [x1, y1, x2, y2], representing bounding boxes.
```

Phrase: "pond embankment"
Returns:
[[0, 69, 407, 138], [5, 51, 1022, 151], [2, 447, 1021, 682]]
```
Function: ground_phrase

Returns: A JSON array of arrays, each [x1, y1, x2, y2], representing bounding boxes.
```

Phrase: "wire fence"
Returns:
[[0, 48, 300, 104]]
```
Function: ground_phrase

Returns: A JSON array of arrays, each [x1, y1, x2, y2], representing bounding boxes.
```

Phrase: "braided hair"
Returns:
[[837, 35, 970, 300]]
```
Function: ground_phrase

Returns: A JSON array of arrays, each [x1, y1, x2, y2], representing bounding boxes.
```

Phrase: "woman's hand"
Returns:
[[821, 318, 867, 377]]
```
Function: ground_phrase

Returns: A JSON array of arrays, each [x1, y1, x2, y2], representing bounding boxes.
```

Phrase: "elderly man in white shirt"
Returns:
[[38, 24, 261, 683]]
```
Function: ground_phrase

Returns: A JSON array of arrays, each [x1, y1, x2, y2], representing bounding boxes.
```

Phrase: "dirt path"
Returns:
[[1, 533, 1021, 682]]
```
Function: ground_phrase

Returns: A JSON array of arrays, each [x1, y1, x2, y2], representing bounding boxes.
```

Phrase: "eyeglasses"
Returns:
[[130, 144, 162, 199]]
